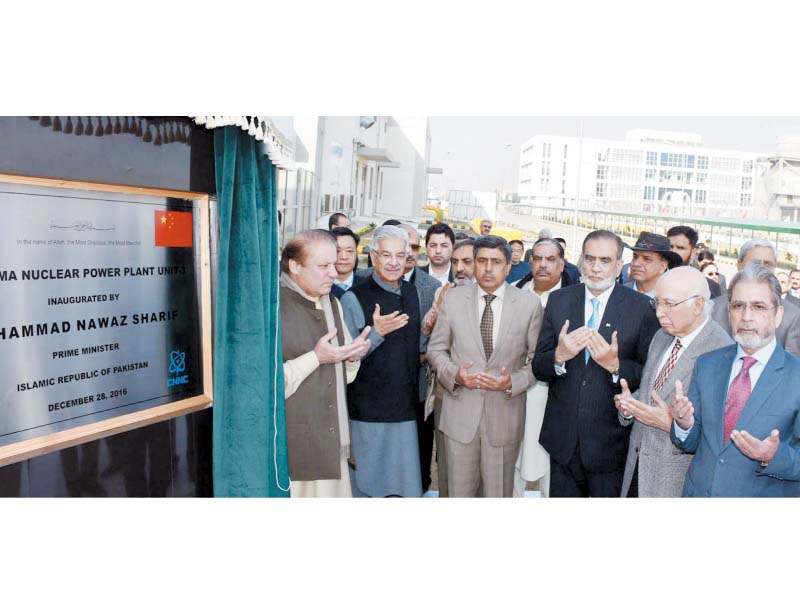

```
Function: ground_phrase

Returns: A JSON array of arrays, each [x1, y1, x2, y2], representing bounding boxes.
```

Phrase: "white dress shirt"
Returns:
[[478, 282, 507, 348], [429, 264, 451, 286], [523, 279, 561, 308], [673, 337, 777, 440], [334, 271, 355, 292], [652, 318, 709, 376], [631, 280, 656, 299]]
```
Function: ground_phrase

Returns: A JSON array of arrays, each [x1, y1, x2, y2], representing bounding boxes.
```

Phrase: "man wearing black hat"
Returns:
[[625, 232, 684, 299]]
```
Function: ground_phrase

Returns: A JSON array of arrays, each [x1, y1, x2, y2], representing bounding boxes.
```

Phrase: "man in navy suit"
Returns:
[[331, 227, 366, 300], [670, 262, 800, 497], [534, 230, 660, 497]]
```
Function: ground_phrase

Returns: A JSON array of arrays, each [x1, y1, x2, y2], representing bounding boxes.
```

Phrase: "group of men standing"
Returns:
[[279, 216, 800, 498]]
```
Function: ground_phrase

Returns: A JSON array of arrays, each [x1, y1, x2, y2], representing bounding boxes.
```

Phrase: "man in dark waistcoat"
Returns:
[[340, 225, 424, 497], [280, 230, 371, 498]]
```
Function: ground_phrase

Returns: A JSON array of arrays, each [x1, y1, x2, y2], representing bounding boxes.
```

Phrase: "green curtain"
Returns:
[[212, 127, 290, 497]]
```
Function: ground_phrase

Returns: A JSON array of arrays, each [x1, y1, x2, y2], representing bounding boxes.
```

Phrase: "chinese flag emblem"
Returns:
[[155, 210, 193, 247]]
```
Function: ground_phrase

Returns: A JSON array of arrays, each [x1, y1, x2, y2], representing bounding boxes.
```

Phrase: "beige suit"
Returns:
[[427, 283, 543, 497]]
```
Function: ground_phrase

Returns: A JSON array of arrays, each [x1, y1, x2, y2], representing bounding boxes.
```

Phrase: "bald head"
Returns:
[[654, 266, 711, 338]]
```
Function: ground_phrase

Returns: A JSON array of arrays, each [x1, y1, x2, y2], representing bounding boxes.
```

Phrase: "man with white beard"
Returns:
[[533, 230, 660, 497]]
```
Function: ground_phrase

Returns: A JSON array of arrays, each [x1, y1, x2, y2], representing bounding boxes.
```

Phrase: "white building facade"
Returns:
[[517, 129, 765, 219], [274, 116, 432, 242]]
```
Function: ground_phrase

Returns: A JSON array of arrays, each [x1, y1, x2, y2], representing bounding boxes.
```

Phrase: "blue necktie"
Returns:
[[585, 297, 600, 364]]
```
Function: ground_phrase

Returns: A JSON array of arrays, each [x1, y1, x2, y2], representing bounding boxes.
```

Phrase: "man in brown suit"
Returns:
[[427, 235, 543, 497], [280, 230, 371, 497]]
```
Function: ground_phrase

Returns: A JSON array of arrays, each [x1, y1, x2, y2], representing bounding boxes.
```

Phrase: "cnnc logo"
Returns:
[[167, 350, 189, 388]]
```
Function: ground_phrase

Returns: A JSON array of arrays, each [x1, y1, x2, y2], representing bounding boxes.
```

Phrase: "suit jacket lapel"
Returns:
[[733, 345, 785, 437], [491, 284, 516, 366], [658, 324, 710, 403], [598, 284, 625, 344], [465, 285, 486, 361], [645, 332, 673, 401], [712, 345, 738, 453]]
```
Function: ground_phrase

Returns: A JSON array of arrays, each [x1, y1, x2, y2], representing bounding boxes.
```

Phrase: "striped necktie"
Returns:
[[653, 339, 682, 393]]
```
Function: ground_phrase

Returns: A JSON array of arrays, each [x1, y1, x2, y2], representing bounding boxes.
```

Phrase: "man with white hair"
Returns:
[[711, 239, 800, 357], [670, 263, 800, 496], [615, 267, 732, 497], [339, 226, 424, 497]]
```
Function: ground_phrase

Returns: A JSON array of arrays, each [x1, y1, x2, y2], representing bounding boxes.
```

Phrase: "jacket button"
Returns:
[[328, 427, 336, 433], [719, 458, 724, 464], [581, 380, 586, 387]]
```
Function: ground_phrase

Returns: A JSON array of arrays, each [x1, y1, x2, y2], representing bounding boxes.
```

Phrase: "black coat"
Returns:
[[533, 283, 660, 472]]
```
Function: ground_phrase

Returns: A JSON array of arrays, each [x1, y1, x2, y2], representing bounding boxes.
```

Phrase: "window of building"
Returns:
[[645, 168, 656, 181], [697, 155, 708, 170], [609, 148, 644, 164], [696, 172, 707, 185], [646, 151, 657, 166], [695, 189, 706, 204], [659, 153, 695, 169], [542, 143, 552, 159], [562, 162, 567, 177], [563, 145, 568, 159], [742, 176, 752, 190], [743, 160, 753, 173], [608, 166, 642, 181], [707, 173, 739, 188], [740, 193, 752, 206], [644, 186, 656, 200], [597, 165, 607, 179], [595, 182, 606, 197], [710, 156, 741, 172]]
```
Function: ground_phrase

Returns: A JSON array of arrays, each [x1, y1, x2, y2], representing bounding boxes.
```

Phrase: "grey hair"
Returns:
[[729, 261, 782, 308], [371, 225, 409, 253], [738, 238, 776, 263], [538, 227, 553, 239], [531, 238, 565, 260]]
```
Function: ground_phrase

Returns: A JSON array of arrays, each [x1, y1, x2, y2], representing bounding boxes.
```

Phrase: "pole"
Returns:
[[572, 118, 584, 259]]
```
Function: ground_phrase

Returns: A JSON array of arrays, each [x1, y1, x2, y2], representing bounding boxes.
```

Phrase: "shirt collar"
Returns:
[[403, 269, 413, 282], [480, 282, 507, 302], [632, 281, 656, 298], [585, 282, 615, 307], [335, 271, 355, 289], [371, 271, 403, 295], [735, 336, 777, 367], [674, 317, 709, 348]]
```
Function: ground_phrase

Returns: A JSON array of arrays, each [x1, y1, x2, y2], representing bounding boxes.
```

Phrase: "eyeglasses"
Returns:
[[650, 295, 700, 311], [729, 301, 776, 315]]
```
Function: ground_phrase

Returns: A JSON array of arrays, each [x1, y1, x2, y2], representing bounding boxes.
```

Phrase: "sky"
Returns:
[[428, 116, 800, 196]]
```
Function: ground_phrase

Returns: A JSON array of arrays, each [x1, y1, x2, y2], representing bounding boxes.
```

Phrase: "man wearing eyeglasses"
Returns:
[[669, 262, 800, 496], [711, 239, 800, 357], [615, 267, 732, 497], [533, 230, 660, 497], [339, 225, 424, 497]]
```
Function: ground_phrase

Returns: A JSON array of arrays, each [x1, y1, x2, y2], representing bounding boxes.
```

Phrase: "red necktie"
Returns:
[[723, 356, 757, 443], [653, 339, 682, 393]]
